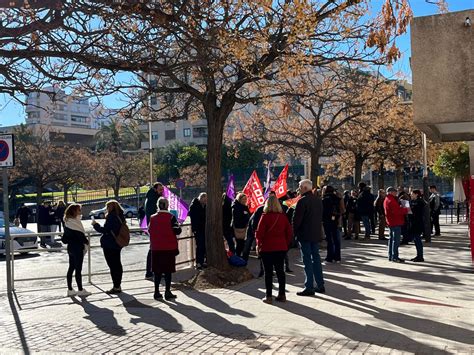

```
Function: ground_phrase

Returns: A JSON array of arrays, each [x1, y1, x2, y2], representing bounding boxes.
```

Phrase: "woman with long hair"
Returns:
[[92, 200, 126, 294], [62, 203, 91, 297], [255, 195, 293, 304], [231, 192, 250, 257]]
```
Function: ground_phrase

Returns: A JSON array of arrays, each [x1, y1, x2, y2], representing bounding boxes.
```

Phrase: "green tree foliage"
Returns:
[[222, 141, 264, 171], [432, 143, 470, 179], [95, 118, 143, 153], [177, 146, 206, 168]]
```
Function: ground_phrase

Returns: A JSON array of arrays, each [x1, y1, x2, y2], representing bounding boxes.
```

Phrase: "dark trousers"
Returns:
[[154, 272, 171, 294], [20, 219, 28, 229], [378, 216, 386, 239], [324, 222, 341, 262], [370, 213, 376, 234], [195, 232, 206, 265], [38, 224, 52, 244], [67, 249, 84, 291], [242, 228, 255, 261], [342, 214, 348, 236], [146, 249, 153, 277], [103, 248, 123, 289], [260, 251, 286, 297], [431, 213, 440, 235], [412, 232, 424, 257], [224, 230, 236, 253], [235, 239, 245, 257]]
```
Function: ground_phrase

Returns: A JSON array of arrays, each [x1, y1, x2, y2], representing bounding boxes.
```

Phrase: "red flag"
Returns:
[[243, 170, 265, 213], [283, 195, 301, 209], [272, 164, 289, 199]]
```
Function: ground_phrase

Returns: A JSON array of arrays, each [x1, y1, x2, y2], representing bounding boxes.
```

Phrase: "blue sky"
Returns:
[[1, 0, 473, 127]]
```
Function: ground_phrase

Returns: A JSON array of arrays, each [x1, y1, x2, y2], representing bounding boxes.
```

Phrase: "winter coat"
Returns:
[[231, 200, 250, 229], [292, 191, 324, 243], [93, 212, 125, 250], [38, 205, 53, 225], [384, 194, 408, 227], [61, 226, 88, 253], [149, 211, 181, 251], [357, 189, 375, 216], [374, 196, 385, 216], [189, 198, 206, 235], [256, 212, 293, 252], [322, 193, 341, 224], [409, 197, 426, 234], [144, 187, 160, 221]]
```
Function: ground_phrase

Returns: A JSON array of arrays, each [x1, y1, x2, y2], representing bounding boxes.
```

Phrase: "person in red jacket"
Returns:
[[384, 187, 409, 263], [148, 197, 182, 300], [256, 195, 293, 304]]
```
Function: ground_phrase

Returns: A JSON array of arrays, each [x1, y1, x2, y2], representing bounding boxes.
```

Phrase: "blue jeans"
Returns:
[[323, 222, 340, 262], [388, 226, 401, 260], [412, 232, 424, 257], [299, 240, 324, 290], [361, 215, 372, 237]]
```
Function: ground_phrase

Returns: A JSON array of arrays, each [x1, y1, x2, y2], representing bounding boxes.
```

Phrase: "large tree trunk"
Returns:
[[377, 161, 385, 190], [205, 113, 228, 270], [309, 150, 321, 187], [354, 154, 365, 186]]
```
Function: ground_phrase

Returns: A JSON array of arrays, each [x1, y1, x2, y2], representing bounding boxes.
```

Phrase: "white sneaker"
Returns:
[[76, 289, 92, 297], [67, 289, 77, 297]]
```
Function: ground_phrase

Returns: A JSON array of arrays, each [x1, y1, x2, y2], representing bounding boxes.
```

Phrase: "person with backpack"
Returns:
[[148, 197, 182, 300], [256, 195, 293, 304], [62, 203, 91, 297], [92, 200, 126, 294], [429, 185, 441, 237]]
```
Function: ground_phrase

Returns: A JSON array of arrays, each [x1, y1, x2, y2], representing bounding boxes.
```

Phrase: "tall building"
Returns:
[[22, 86, 98, 145]]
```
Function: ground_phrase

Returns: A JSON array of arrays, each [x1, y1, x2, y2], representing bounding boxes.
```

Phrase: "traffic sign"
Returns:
[[0, 134, 15, 168], [175, 178, 186, 189]]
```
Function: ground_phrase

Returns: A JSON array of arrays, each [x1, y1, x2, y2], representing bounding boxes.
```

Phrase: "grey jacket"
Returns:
[[292, 191, 323, 243]]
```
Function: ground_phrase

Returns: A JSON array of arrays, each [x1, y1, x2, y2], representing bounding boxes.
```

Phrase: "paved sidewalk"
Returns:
[[0, 223, 473, 354]]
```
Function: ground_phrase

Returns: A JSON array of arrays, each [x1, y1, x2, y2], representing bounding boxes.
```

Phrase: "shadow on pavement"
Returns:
[[167, 301, 269, 350], [8, 292, 30, 355], [117, 292, 183, 332], [183, 289, 255, 318], [71, 297, 127, 336]]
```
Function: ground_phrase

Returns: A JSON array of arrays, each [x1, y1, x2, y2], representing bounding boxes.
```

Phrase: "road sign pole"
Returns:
[[3, 168, 12, 294]]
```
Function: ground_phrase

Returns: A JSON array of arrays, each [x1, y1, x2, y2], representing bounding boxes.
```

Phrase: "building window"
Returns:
[[150, 96, 157, 105], [193, 127, 208, 138], [183, 128, 191, 137], [165, 129, 176, 140], [151, 131, 159, 140], [27, 111, 40, 119], [53, 113, 66, 121], [71, 115, 87, 123]]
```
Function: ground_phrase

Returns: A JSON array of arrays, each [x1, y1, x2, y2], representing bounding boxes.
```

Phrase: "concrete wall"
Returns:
[[411, 10, 473, 142]]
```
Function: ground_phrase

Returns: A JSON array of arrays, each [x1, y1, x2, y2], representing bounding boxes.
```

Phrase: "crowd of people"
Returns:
[[56, 180, 443, 301]]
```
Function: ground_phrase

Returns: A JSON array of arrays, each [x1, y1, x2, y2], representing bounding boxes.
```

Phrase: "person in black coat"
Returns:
[[409, 190, 425, 262], [222, 193, 235, 253], [15, 204, 31, 229], [357, 182, 375, 239], [92, 200, 126, 294], [54, 200, 66, 232], [231, 193, 251, 257], [62, 203, 91, 297], [322, 186, 342, 263], [189, 193, 207, 269], [38, 201, 54, 246]]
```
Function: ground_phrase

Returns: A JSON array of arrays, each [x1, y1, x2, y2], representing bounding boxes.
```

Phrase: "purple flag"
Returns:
[[163, 186, 189, 223], [264, 161, 272, 199], [226, 174, 236, 200], [140, 215, 148, 233]]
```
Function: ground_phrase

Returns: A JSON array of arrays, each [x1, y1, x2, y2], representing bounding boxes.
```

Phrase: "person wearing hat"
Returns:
[[383, 187, 410, 263]]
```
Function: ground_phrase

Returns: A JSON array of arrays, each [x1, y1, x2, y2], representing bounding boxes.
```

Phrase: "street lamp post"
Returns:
[[422, 132, 431, 241], [148, 120, 153, 185]]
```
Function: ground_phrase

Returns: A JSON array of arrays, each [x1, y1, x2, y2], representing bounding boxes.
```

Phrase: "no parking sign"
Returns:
[[0, 134, 15, 168]]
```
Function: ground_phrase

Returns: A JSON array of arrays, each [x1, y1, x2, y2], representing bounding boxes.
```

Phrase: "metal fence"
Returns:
[[5, 223, 195, 292], [441, 205, 469, 224]]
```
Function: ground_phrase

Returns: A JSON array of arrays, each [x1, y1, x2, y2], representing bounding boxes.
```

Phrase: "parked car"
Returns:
[[0, 212, 38, 255], [89, 203, 138, 219]]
